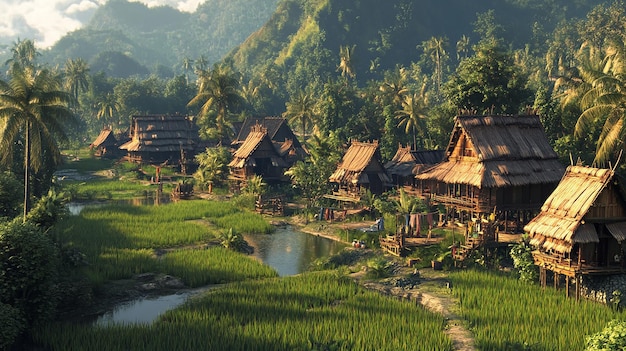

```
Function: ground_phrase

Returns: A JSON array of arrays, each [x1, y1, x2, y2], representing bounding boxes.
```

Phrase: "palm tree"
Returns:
[[181, 57, 194, 83], [194, 55, 209, 73], [395, 84, 430, 149], [574, 39, 626, 164], [456, 35, 471, 61], [96, 93, 121, 127], [283, 90, 315, 141], [379, 66, 409, 107], [4, 39, 39, 72], [337, 45, 356, 79], [423, 36, 449, 97], [0, 63, 75, 221], [64, 58, 90, 101], [188, 65, 242, 140]]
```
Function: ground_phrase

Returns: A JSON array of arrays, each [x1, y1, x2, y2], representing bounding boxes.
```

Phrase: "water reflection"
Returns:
[[95, 292, 191, 326], [244, 226, 346, 276], [67, 193, 171, 215]]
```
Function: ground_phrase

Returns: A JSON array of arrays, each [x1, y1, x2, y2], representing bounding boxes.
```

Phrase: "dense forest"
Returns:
[[2, 0, 623, 164], [4, 1, 626, 349]]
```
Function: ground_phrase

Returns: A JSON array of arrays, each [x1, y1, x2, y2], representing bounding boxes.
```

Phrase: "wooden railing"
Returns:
[[430, 194, 477, 209]]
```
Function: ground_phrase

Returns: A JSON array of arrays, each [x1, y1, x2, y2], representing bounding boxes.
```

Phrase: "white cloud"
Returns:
[[0, 0, 204, 49], [66, 0, 99, 15], [129, 0, 202, 13]]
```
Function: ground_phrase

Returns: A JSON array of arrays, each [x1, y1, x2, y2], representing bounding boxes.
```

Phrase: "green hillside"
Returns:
[[228, 0, 604, 86], [41, 0, 280, 77]]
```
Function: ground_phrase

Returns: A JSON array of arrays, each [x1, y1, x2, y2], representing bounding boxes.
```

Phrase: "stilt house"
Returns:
[[228, 124, 289, 184], [415, 114, 564, 232], [232, 117, 307, 160], [385, 145, 444, 194], [90, 127, 120, 158], [525, 165, 626, 297], [329, 140, 390, 197], [118, 115, 200, 165]]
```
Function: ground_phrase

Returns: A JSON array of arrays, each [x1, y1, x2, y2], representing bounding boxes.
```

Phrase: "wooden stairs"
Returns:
[[453, 236, 483, 263]]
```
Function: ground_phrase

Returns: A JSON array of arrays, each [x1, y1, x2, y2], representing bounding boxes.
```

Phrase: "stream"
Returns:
[[67, 201, 346, 325]]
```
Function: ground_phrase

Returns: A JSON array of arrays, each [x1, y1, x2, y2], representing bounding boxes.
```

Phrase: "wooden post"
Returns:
[[554, 271, 558, 289], [566, 275, 570, 297], [575, 275, 580, 301]]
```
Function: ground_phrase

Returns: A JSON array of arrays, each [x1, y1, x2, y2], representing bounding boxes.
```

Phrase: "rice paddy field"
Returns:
[[53, 200, 274, 286], [32, 272, 453, 351], [449, 269, 626, 350]]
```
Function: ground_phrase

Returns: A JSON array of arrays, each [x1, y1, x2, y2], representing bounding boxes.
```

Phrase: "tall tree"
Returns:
[[396, 83, 430, 149], [0, 63, 75, 221], [443, 40, 532, 114], [456, 35, 471, 61], [283, 90, 315, 141], [574, 38, 626, 164], [422, 36, 449, 98], [188, 65, 242, 140], [96, 93, 121, 127], [337, 45, 356, 80], [63, 58, 90, 102], [4, 39, 39, 72]]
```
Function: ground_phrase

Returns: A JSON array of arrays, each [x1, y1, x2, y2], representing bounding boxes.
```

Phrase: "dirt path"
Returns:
[[354, 270, 475, 351], [416, 289, 475, 351]]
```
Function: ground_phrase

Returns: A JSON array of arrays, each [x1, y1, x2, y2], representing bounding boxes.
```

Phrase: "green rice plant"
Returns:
[[31, 272, 453, 351], [159, 247, 278, 287], [61, 178, 161, 200], [53, 200, 272, 284], [449, 269, 626, 350], [59, 154, 116, 173], [208, 211, 273, 234]]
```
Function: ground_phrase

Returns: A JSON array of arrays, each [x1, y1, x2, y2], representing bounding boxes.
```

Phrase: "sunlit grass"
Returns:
[[32, 272, 453, 351], [449, 269, 626, 350], [54, 200, 275, 285]]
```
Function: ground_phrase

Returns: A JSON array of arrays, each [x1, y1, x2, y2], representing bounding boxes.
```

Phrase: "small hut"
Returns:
[[329, 140, 390, 197], [89, 127, 120, 158], [118, 115, 200, 166], [385, 145, 444, 193], [228, 124, 289, 184], [525, 165, 626, 298], [416, 114, 564, 232]]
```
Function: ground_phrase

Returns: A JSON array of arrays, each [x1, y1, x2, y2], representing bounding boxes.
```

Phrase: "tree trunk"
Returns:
[[23, 122, 30, 222]]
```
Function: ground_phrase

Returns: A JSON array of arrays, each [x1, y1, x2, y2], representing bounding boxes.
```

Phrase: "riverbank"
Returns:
[[285, 212, 477, 350]]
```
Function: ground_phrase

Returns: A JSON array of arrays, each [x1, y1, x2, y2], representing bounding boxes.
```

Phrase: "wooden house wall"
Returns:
[[450, 133, 476, 160], [587, 184, 626, 220]]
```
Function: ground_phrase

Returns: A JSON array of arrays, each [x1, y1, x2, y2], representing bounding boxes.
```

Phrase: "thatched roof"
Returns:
[[329, 140, 390, 184], [416, 115, 564, 188], [228, 125, 286, 168], [385, 145, 444, 177], [233, 117, 298, 145], [118, 115, 198, 153], [525, 166, 622, 253], [90, 128, 117, 148]]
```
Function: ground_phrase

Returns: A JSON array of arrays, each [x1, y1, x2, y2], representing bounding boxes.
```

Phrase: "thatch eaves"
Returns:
[[90, 128, 117, 148], [228, 125, 286, 169], [416, 115, 564, 188], [385, 145, 444, 177], [330, 140, 390, 184], [118, 115, 198, 152], [525, 166, 615, 253]]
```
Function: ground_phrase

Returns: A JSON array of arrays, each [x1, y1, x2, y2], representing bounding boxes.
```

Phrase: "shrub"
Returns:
[[0, 172, 22, 221], [0, 221, 60, 326], [0, 302, 25, 350], [26, 189, 69, 231], [585, 319, 626, 351], [510, 238, 538, 283]]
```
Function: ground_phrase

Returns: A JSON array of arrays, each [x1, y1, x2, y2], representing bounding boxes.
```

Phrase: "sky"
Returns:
[[0, 0, 204, 49]]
